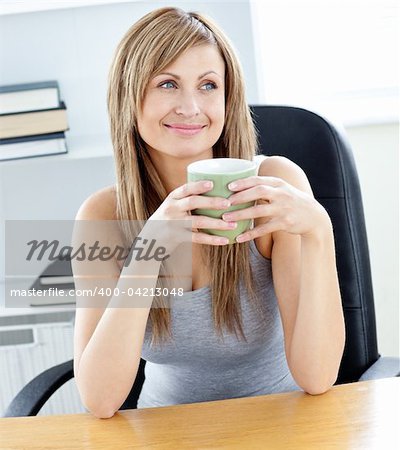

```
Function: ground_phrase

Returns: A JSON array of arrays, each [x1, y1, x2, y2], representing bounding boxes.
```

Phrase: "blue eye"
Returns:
[[201, 82, 217, 91], [158, 80, 217, 91], [159, 81, 176, 89]]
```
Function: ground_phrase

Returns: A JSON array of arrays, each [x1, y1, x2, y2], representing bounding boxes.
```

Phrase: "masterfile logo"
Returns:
[[4, 219, 193, 309]]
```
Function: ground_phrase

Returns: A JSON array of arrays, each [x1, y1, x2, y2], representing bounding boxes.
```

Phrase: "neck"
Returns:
[[148, 148, 213, 194]]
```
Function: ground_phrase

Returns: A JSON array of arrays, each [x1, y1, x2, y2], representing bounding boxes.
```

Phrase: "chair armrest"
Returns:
[[3, 359, 74, 417], [358, 356, 400, 381]]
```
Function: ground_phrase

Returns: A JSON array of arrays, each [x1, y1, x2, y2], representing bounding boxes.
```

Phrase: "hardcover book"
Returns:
[[0, 80, 60, 115], [0, 101, 69, 139], [0, 132, 67, 161]]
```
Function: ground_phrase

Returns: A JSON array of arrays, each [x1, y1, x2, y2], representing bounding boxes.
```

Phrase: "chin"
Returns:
[[166, 142, 213, 158]]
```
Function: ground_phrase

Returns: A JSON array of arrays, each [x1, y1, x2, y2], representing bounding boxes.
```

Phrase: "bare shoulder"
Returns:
[[74, 184, 125, 272], [258, 155, 313, 195], [76, 184, 118, 220]]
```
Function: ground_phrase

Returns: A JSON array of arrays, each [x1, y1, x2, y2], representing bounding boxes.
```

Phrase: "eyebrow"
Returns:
[[154, 70, 221, 80]]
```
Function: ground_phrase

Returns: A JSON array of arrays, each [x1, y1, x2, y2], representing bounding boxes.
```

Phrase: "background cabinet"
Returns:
[[0, 310, 86, 416]]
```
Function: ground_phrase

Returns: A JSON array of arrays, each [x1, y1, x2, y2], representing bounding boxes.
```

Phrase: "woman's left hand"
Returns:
[[222, 176, 331, 243]]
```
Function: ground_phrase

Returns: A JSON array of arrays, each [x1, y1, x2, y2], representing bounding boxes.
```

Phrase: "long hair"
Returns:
[[107, 7, 261, 345]]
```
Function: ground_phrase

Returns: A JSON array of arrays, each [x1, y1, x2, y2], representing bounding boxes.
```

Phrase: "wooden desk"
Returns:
[[1, 378, 399, 449]]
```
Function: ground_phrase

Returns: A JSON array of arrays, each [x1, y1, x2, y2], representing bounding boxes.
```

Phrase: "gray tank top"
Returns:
[[137, 239, 301, 408]]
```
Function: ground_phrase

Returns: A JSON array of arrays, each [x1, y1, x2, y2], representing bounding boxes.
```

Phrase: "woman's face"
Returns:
[[138, 44, 226, 162]]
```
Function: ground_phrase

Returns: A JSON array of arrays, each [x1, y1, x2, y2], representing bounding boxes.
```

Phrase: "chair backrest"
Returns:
[[120, 358, 146, 410], [250, 105, 380, 383]]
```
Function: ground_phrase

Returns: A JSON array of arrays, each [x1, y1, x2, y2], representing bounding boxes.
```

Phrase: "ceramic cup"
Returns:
[[187, 158, 257, 244]]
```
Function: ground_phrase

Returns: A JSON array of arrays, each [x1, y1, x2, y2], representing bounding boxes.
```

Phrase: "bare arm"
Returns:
[[73, 196, 163, 418], [224, 156, 345, 395], [73, 181, 237, 418], [267, 158, 346, 394], [272, 213, 345, 394]]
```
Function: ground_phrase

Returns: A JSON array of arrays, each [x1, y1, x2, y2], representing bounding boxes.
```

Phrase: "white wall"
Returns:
[[345, 123, 399, 358], [0, 0, 258, 142], [249, 0, 399, 358]]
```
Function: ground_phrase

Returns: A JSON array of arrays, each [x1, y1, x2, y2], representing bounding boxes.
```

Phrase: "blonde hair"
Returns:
[[107, 7, 261, 344]]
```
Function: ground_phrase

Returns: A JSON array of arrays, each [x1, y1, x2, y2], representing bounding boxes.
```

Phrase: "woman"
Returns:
[[73, 7, 345, 418]]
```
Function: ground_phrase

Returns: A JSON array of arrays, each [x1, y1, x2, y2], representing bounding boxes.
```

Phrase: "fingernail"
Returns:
[[236, 234, 246, 242], [221, 200, 231, 207], [228, 182, 237, 190], [204, 181, 213, 188]]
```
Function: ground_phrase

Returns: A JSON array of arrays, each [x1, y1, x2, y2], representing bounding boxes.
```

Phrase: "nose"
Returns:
[[174, 90, 201, 117]]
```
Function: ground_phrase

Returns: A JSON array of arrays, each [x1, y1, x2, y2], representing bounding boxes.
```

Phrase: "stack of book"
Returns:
[[0, 80, 69, 162]]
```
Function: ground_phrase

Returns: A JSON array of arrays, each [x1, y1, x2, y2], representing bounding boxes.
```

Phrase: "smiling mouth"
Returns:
[[164, 124, 206, 136]]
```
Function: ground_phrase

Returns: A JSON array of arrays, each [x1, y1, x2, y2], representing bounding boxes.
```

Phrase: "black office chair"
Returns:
[[4, 105, 399, 417], [3, 357, 146, 417]]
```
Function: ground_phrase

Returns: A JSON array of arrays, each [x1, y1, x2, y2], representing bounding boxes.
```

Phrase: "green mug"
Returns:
[[187, 158, 257, 244]]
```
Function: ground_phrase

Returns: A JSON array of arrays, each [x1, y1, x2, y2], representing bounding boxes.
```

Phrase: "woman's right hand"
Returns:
[[147, 180, 236, 247]]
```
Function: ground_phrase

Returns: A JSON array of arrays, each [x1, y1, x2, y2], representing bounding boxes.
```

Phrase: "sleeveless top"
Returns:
[[137, 242, 301, 409], [137, 155, 300, 408]]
